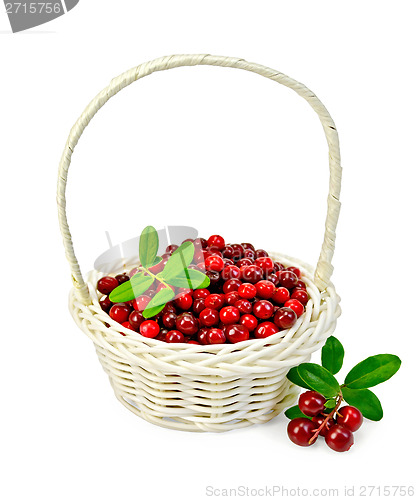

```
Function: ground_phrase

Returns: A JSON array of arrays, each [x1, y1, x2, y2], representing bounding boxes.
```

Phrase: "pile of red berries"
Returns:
[[287, 391, 363, 452], [96, 234, 310, 345]]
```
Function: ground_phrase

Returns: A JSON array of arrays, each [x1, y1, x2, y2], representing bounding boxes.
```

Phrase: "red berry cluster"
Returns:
[[96, 235, 310, 345], [287, 391, 363, 452]]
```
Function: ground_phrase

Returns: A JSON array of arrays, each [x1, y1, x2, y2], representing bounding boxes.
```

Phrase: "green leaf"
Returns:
[[142, 287, 175, 319], [109, 272, 154, 303], [163, 268, 210, 289], [297, 363, 340, 398], [284, 405, 312, 420], [324, 398, 337, 409], [342, 387, 383, 421], [142, 303, 166, 319], [344, 354, 401, 389], [139, 226, 159, 268], [286, 366, 314, 391], [321, 336, 344, 375], [160, 242, 195, 280]]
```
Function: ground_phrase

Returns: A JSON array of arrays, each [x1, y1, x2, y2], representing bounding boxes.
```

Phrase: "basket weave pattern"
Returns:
[[58, 55, 342, 432]]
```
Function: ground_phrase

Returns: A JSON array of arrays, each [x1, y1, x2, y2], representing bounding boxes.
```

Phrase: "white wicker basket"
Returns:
[[57, 54, 342, 432]]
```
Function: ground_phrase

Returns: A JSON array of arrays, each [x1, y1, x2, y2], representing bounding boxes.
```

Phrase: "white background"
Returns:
[[1, 1, 415, 499]]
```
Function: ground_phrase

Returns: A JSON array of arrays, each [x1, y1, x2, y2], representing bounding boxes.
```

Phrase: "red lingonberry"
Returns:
[[274, 262, 285, 273], [129, 267, 140, 278], [206, 270, 221, 286], [284, 298, 305, 317], [238, 283, 257, 299], [243, 249, 256, 260], [97, 276, 119, 295], [222, 258, 234, 267], [222, 245, 234, 259], [100, 296, 113, 313], [271, 287, 290, 304], [199, 308, 220, 327], [162, 312, 177, 329], [336, 406, 363, 432], [220, 306, 240, 324], [174, 292, 193, 310], [224, 324, 250, 343], [253, 300, 274, 319], [255, 257, 274, 273], [239, 314, 258, 331], [267, 273, 279, 286], [295, 280, 307, 289], [255, 249, 269, 258], [279, 270, 299, 289], [241, 242, 255, 251], [205, 293, 225, 310], [176, 312, 199, 336], [121, 321, 136, 331], [325, 425, 354, 452], [207, 328, 226, 344], [221, 265, 241, 281], [223, 279, 242, 294], [193, 298, 207, 315], [287, 266, 301, 278], [230, 244, 244, 261], [161, 303, 176, 315], [115, 273, 130, 285], [274, 307, 297, 329], [132, 295, 152, 311], [165, 330, 186, 343], [224, 292, 240, 306], [139, 320, 160, 338], [109, 303, 131, 324], [298, 391, 327, 417], [129, 310, 145, 330], [197, 328, 210, 345], [198, 238, 208, 249], [254, 322, 279, 339], [255, 280, 276, 299], [193, 289, 211, 300], [207, 235, 226, 250], [234, 299, 252, 314], [237, 258, 254, 268], [291, 288, 309, 305], [205, 255, 225, 272], [155, 329, 169, 342], [165, 244, 179, 254], [287, 418, 317, 447], [242, 265, 263, 284]]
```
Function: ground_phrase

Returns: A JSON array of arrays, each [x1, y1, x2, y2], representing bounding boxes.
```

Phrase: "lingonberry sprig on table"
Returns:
[[285, 336, 401, 452], [99, 226, 209, 319]]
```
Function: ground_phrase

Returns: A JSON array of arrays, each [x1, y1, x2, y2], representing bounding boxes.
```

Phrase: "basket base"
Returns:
[[110, 378, 300, 432]]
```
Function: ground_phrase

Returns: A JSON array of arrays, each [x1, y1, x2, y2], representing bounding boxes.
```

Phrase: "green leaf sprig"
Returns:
[[108, 226, 209, 319], [284, 336, 401, 443]]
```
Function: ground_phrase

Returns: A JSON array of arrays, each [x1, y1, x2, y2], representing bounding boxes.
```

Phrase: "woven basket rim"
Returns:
[[71, 251, 340, 358]]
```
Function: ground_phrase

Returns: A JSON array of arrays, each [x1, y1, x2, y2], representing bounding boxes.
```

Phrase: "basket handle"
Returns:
[[57, 54, 341, 304]]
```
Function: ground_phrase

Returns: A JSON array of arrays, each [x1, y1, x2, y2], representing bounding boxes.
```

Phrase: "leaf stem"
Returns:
[[309, 390, 344, 444], [144, 268, 171, 291]]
